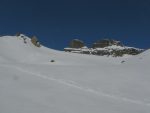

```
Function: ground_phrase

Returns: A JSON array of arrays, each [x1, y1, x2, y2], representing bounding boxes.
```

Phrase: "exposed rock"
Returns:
[[69, 39, 84, 48], [31, 36, 41, 47], [50, 60, 55, 62], [92, 39, 123, 48], [121, 61, 125, 63], [64, 39, 144, 57], [15, 33, 26, 38], [23, 37, 27, 44], [16, 33, 27, 44]]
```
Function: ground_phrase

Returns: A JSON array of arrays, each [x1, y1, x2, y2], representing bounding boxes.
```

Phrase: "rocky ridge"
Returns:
[[15, 33, 41, 47], [64, 39, 144, 57]]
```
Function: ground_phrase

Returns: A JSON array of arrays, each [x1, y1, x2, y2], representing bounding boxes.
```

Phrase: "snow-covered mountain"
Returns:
[[0, 35, 150, 113]]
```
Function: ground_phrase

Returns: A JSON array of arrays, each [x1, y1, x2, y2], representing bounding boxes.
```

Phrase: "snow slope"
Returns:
[[0, 35, 150, 113]]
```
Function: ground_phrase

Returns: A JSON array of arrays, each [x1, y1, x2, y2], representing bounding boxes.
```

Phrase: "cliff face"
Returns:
[[64, 39, 144, 57]]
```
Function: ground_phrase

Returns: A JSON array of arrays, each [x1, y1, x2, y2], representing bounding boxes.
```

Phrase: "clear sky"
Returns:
[[0, 0, 150, 50]]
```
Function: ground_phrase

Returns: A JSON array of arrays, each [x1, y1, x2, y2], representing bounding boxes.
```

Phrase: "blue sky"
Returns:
[[0, 0, 150, 50]]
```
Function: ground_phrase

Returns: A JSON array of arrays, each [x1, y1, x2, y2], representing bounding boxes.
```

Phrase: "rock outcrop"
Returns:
[[15, 33, 41, 47], [31, 36, 41, 47], [69, 39, 84, 48], [92, 39, 123, 48], [64, 39, 144, 57]]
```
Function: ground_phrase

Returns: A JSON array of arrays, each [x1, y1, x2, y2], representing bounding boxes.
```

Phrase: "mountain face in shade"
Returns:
[[64, 39, 144, 57]]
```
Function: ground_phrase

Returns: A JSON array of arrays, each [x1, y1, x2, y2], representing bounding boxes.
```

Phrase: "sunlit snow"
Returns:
[[0, 35, 150, 113]]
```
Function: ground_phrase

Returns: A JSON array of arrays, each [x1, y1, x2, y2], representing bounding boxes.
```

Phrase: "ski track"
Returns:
[[1, 64, 150, 107]]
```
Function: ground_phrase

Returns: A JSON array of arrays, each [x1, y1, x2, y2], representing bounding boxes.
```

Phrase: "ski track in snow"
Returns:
[[1, 64, 150, 107]]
